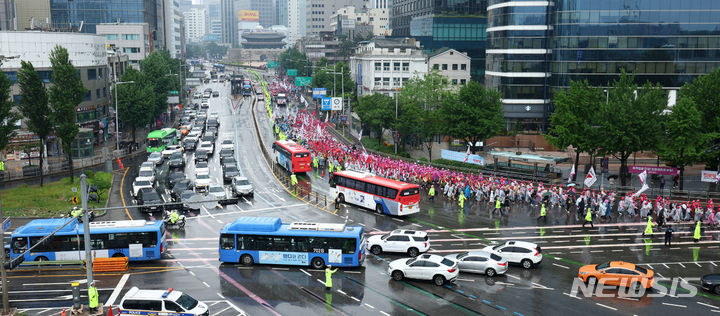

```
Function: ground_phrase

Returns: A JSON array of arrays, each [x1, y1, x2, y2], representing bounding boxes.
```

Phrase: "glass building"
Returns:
[[487, 0, 720, 131], [485, 0, 552, 131], [49, 0, 158, 34]]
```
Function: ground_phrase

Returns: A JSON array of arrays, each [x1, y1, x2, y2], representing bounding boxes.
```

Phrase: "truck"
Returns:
[[230, 74, 245, 96], [276, 93, 287, 106]]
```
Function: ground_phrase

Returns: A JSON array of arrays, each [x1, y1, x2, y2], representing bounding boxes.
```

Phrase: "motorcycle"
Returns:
[[163, 211, 186, 229], [67, 208, 95, 222]]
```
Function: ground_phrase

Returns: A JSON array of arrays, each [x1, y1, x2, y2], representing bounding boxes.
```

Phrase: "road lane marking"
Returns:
[[119, 167, 133, 220], [662, 303, 687, 308], [380, 311, 391, 316], [202, 281, 211, 287], [104, 272, 129, 307], [552, 263, 570, 269], [679, 263, 686, 268], [695, 262, 702, 267], [364, 303, 375, 309], [337, 290, 347, 295], [595, 303, 617, 311], [217, 292, 226, 299], [698, 302, 716, 308]]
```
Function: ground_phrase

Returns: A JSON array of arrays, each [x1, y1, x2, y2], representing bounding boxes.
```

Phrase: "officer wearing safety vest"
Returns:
[[88, 281, 99, 313], [582, 207, 594, 228], [71, 206, 83, 218], [325, 265, 338, 290]]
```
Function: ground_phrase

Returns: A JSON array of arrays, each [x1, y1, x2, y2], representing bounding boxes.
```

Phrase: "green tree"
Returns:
[[397, 70, 449, 161], [16, 60, 51, 186], [313, 62, 354, 96], [597, 70, 666, 186], [546, 79, 604, 181], [117, 68, 154, 142], [278, 46, 310, 76], [336, 39, 357, 61], [48, 45, 86, 183], [0, 65, 20, 158], [140, 51, 172, 119], [679, 67, 720, 169], [442, 81, 504, 154], [206, 42, 227, 59], [656, 97, 708, 190], [355, 94, 395, 143]]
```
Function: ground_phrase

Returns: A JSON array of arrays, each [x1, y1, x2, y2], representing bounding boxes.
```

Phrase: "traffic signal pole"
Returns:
[[80, 175, 94, 288]]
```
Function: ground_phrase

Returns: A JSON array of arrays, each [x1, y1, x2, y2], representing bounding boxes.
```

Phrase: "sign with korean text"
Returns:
[[295, 76, 312, 86], [258, 251, 309, 265], [441, 149, 484, 166], [628, 165, 678, 176], [321, 97, 332, 110], [267, 61, 278, 68], [701, 170, 718, 183], [286, 69, 298, 76], [312, 88, 327, 98], [331, 97, 343, 110]]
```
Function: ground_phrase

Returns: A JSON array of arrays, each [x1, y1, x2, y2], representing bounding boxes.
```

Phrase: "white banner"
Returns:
[[584, 166, 597, 187], [701, 170, 718, 183]]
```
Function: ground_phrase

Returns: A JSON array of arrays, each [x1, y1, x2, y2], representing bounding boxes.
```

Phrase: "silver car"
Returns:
[[444, 251, 508, 277], [232, 176, 254, 197], [207, 185, 226, 200]]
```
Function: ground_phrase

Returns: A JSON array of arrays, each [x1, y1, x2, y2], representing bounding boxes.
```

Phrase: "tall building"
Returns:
[[221, 0, 237, 45], [390, 0, 488, 81], [49, 0, 158, 34], [184, 7, 207, 42], [251, 0, 275, 27], [350, 37, 428, 97], [485, 0, 551, 131], [287, 0, 306, 45], [160, 0, 183, 58], [0, 0, 15, 31], [96, 23, 150, 69], [372, 0, 387, 9], [487, 1, 720, 131], [14, 0, 51, 31], [331, 6, 390, 39], [305, 0, 368, 36], [275, 0, 288, 27]]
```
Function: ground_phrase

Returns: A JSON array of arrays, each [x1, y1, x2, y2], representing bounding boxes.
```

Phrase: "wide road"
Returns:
[[5, 66, 720, 315]]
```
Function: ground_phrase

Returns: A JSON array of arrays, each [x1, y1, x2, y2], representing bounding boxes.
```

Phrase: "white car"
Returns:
[[232, 176, 254, 197], [195, 173, 211, 192], [119, 287, 208, 316], [193, 92, 202, 99], [132, 180, 153, 198], [207, 185, 226, 200], [195, 161, 209, 175], [147, 152, 163, 165], [388, 254, 458, 286], [199, 141, 214, 154], [483, 241, 543, 269], [445, 251, 508, 277], [136, 169, 155, 184], [220, 139, 234, 150], [140, 161, 154, 170], [162, 144, 183, 157], [367, 230, 430, 257], [209, 112, 219, 120]]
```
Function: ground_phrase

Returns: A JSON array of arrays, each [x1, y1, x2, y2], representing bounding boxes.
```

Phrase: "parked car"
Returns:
[[171, 179, 193, 201], [162, 144, 183, 157], [195, 162, 209, 175], [220, 139, 234, 150], [388, 254, 458, 286], [701, 274, 720, 295], [199, 141, 214, 154], [168, 171, 185, 188], [219, 148, 234, 162], [183, 138, 198, 151], [194, 173, 211, 192], [212, 91, 219, 97], [222, 158, 237, 171], [367, 230, 430, 257], [136, 168, 155, 184], [578, 261, 655, 291], [232, 176, 254, 197], [444, 251, 508, 277], [483, 241, 542, 269]]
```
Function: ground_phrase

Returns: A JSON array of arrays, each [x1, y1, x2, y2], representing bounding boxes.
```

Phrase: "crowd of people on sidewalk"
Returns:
[[266, 77, 713, 239]]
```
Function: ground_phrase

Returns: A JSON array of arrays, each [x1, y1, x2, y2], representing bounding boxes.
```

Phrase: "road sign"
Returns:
[[295, 76, 312, 86], [169, 91, 179, 95], [72, 187, 77, 193], [268, 61, 278, 68], [3, 218, 10, 231], [72, 196, 78, 204], [286, 69, 298, 76], [312, 88, 327, 98], [331, 97, 343, 111], [321, 97, 332, 110]]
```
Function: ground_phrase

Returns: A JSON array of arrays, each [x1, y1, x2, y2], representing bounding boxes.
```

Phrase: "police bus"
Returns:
[[10, 219, 166, 262], [272, 140, 311, 173], [219, 217, 365, 269], [329, 170, 420, 216]]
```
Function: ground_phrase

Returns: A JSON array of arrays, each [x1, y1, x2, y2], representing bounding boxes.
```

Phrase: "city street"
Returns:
[[5, 69, 720, 316]]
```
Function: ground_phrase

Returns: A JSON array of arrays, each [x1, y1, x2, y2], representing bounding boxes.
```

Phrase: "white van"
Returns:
[[119, 287, 209, 315]]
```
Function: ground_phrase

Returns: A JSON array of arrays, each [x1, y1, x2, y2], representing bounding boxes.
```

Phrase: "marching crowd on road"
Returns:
[[267, 77, 715, 240]]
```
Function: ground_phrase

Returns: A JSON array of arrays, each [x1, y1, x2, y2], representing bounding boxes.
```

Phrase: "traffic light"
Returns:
[[4, 256, 24, 270]]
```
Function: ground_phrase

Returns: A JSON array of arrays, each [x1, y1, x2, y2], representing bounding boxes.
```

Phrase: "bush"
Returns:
[[432, 159, 485, 171]]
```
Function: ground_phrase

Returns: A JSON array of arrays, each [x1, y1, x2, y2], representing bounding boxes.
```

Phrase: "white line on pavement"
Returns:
[[364, 303, 375, 309], [553, 263, 570, 269], [662, 303, 687, 308], [202, 282, 210, 288], [698, 302, 717, 309], [595, 303, 618, 311], [104, 272, 129, 307], [679, 263, 686, 268]]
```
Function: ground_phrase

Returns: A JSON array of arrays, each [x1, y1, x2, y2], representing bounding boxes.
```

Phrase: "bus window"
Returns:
[[11, 237, 27, 254], [329, 175, 337, 188], [294, 152, 309, 158], [220, 234, 235, 250], [237, 235, 257, 250]]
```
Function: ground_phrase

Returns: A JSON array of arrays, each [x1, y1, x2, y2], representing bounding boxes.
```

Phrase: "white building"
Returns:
[[331, 6, 391, 38], [96, 23, 150, 69], [428, 48, 471, 88], [287, 0, 306, 45], [163, 0, 183, 58], [184, 7, 207, 42], [350, 37, 427, 97], [305, 0, 368, 36]]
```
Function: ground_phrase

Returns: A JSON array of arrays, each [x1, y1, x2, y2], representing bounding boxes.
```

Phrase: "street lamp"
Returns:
[[113, 80, 135, 150]]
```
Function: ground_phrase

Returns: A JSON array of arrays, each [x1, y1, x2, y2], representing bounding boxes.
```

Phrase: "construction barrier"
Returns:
[[93, 257, 129, 272]]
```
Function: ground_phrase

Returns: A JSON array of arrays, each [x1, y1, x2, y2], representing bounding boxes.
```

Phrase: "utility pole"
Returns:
[[0, 193, 10, 315], [80, 174, 93, 287], [395, 94, 398, 155]]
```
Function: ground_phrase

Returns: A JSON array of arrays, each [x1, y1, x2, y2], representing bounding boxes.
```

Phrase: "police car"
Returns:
[[119, 287, 209, 315]]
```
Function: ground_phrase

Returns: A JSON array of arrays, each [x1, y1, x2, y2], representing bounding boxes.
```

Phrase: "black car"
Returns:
[[168, 152, 185, 169], [701, 274, 720, 294], [223, 165, 240, 183], [171, 179, 193, 201], [168, 171, 185, 188], [201, 134, 215, 143], [195, 149, 209, 163], [212, 91, 220, 97], [136, 187, 163, 213], [184, 138, 198, 151], [207, 126, 218, 137], [207, 118, 219, 128], [222, 158, 237, 170], [219, 149, 234, 163]]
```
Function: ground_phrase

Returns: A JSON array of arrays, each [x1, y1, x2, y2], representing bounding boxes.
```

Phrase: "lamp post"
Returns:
[[113, 80, 135, 150]]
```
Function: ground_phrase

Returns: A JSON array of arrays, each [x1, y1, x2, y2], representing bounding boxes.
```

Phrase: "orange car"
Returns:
[[578, 261, 655, 289], [179, 126, 190, 136]]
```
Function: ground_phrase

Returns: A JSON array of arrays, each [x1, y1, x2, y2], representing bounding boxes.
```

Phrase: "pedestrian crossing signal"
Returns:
[[72, 196, 78, 204]]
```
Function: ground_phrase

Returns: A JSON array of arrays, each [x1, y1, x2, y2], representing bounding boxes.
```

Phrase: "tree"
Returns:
[[48, 45, 86, 183], [397, 70, 449, 161], [442, 81, 504, 154], [0, 65, 20, 158], [596, 70, 666, 186], [16, 60, 51, 186], [546, 79, 604, 181], [206, 42, 227, 59], [117, 68, 154, 142], [336, 39, 357, 61], [140, 51, 172, 119], [278, 47, 310, 76], [355, 94, 395, 143], [656, 97, 708, 190], [313, 62, 354, 96], [679, 67, 720, 170]]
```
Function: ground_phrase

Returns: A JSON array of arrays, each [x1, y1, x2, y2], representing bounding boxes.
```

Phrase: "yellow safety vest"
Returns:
[[540, 204, 547, 217], [325, 268, 337, 287], [585, 209, 592, 222], [694, 222, 702, 239]]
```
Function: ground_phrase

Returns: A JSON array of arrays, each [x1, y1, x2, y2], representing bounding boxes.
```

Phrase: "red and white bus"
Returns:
[[272, 140, 311, 173], [329, 170, 420, 216]]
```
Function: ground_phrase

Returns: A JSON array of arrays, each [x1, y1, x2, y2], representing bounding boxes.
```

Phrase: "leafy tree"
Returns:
[[117, 68, 154, 142], [546, 79, 604, 181], [397, 70, 449, 161], [336, 39, 357, 61], [313, 61, 354, 96], [16, 60, 51, 186], [0, 65, 20, 158], [278, 46, 310, 76], [206, 42, 227, 59], [679, 67, 720, 169], [355, 94, 395, 143], [656, 97, 708, 190], [48, 45, 86, 183], [442, 81, 504, 154], [140, 51, 172, 119], [596, 70, 666, 186]]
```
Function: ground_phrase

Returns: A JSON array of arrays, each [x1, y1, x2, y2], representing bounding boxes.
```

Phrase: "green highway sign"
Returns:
[[286, 69, 298, 76], [169, 91, 179, 95], [295, 76, 312, 86], [268, 61, 278, 68]]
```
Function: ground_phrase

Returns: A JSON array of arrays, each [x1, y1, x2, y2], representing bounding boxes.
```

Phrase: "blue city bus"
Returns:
[[9, 219, 166, 262], [219, 217, 365, 269]]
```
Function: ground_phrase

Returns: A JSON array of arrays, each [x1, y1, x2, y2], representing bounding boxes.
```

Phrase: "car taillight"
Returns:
[[448, 268, 456, 273], [534, 249, 540, 256], [497, 262, 506, 266]]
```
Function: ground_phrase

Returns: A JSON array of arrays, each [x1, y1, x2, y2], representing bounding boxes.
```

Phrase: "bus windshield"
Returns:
[[147, 138, 163, 148]]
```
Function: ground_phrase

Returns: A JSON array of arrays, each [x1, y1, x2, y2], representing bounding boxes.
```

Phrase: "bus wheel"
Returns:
[[338, 194, 345, 203], [35, 256, 48, 261], [375, 204, 383, 214], [112, 253, 126, 258], [240, 254, 254, 266], [311, 257, 325, 270]]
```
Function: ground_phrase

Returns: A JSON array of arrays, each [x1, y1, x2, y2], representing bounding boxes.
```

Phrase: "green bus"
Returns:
[[146, 128, 178, 152]]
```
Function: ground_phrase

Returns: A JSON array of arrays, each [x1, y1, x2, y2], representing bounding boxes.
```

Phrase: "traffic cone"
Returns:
[[106, 306, 114, 316], [61, 308, 67, 316]]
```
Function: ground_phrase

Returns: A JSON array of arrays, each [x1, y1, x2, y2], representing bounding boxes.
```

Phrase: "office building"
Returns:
[[0, 0, 14, 31], [251, 0, 275, 27], [372, 0, 387, 9], [390, 0, 487, 81], [49, 0, 157, 34], [161, 0, 183, 58], [331, 6, 390, 39], [350, 37, 428, 97], [14, 0, 51, 31], [429, 48, 471, 89], [221, 0, 237, 45], [485, 0, 551, 130], [305, 0, 368, 36], [287, 0, 306, 45], [298, 32, 341, 62], [275, 0, 288, 27], [96, 23, 150, 69], [184, 7, 207, 42]]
